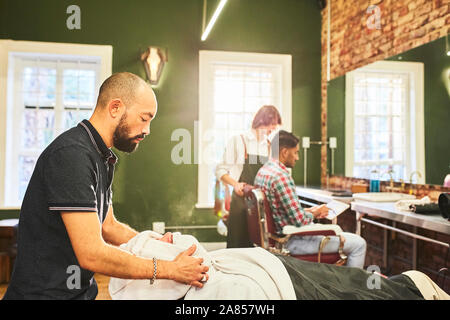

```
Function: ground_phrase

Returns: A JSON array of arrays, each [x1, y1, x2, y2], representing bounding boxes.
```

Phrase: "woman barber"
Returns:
[[215, 105, 282, 248]]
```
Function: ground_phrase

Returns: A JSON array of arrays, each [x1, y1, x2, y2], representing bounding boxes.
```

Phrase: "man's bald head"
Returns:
[[89, 72, 157, 152], [96, 72, 151, 109]]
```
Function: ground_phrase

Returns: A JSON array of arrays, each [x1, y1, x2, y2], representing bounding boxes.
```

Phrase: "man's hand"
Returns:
[[233, 182, 246, 197], [309, 204, 329, 219], [169, 244, 209, 288]]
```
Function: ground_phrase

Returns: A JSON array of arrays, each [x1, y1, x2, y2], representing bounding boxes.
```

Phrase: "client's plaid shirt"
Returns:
[[254, 158, 314, 234]]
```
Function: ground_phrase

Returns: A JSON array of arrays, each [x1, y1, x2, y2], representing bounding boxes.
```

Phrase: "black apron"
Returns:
[[226, 135, 269, 248]]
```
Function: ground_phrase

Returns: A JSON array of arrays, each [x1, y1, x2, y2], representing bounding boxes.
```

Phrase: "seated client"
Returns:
[[109, 231, 449, 300], [254, 130, 367, 268]]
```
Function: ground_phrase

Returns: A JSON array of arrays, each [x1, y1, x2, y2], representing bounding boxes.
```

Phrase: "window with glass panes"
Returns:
[[198, 51, 291, 207], [351, 71, 410, 181], [4, 54, 101, 206], [210, 64, 281, 200]]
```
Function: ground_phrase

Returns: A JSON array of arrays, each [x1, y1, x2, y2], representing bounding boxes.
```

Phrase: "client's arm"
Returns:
[[62, 211, 209, 288], [273, 175, 327, 226], [305, 204, 329, 218]]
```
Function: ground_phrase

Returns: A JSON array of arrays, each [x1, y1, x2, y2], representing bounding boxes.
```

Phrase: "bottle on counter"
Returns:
[[370, 169, 380, 192]]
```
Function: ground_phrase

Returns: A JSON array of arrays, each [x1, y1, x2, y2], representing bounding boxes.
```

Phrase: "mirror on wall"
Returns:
[[327, 36, 450, 186]]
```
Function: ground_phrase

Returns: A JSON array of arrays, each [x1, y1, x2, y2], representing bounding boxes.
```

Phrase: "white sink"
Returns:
[[353, 192, 416, 202]]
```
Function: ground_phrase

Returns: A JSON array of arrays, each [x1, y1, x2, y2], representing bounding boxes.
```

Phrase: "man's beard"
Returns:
[[285, 161, 295, 169], [113, 113, 145, 153], [284, 156, 296, 169]]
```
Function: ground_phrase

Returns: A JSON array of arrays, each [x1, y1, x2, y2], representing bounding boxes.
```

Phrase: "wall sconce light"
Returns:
[[141, 47, 168, 86]]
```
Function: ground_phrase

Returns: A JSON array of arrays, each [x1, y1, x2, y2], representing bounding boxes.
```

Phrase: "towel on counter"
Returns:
[[394, 196, 431, 212], [108, 231, 296, 300]]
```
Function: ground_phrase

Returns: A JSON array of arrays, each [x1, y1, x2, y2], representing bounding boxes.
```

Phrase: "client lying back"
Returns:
[[109, 231, 449, 300]]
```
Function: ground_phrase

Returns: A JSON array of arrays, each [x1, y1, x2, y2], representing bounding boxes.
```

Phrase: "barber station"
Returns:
[[0, 0, 449, 303]]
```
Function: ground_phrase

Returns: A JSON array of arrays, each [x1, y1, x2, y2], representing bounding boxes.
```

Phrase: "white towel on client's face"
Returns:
[[109, 231, 296, 300], [108, 231, 214, 300]]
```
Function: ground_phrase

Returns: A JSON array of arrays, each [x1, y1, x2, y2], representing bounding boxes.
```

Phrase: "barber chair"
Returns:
[[243, 185, 347, 265]]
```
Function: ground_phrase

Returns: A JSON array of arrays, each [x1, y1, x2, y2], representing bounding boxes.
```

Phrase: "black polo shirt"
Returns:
[[3, 120, 117, 300]]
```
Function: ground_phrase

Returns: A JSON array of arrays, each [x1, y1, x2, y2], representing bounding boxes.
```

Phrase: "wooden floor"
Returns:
[[0, 282, 6, 299], [0, 274, 112, 300]]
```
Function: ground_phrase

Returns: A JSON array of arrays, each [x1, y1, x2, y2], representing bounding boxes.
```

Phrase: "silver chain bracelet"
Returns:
[[150, 257, 157, 285]]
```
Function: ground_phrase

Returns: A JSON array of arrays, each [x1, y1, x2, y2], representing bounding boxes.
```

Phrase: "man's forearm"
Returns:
[[83, 241, 172, 280], [62, 210, 205, 286], [103, 220, 138, 246], [82, 241, 207, 288], [220, 173, 238, 187]]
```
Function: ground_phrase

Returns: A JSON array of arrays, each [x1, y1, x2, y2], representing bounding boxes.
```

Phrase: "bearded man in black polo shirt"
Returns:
[[4, 72, 208, 300]]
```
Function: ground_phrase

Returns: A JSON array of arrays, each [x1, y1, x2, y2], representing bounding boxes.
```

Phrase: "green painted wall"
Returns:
[[0, 0, 322, 240], [327, 36, 450, 186], [327, 75, 346, 177]]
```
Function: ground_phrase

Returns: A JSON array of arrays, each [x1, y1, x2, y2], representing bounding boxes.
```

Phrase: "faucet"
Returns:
[[381, 169, 394, 191], [399, 179, 405, 192], [409, 171, 422, 195]]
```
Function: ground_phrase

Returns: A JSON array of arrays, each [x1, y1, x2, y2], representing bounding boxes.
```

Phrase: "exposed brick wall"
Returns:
[[320, 0, 450, 186]]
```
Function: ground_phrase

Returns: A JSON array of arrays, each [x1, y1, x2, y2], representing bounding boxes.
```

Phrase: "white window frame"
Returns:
[[345, 60, 425, 184], [197, 50, 292, 208], [0, 40, 112, 209]]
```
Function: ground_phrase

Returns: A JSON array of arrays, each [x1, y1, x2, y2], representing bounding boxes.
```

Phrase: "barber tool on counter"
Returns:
[[438, 193, 450, 220], [395, 194, 450, 220], [410, 203, 441, 214]]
